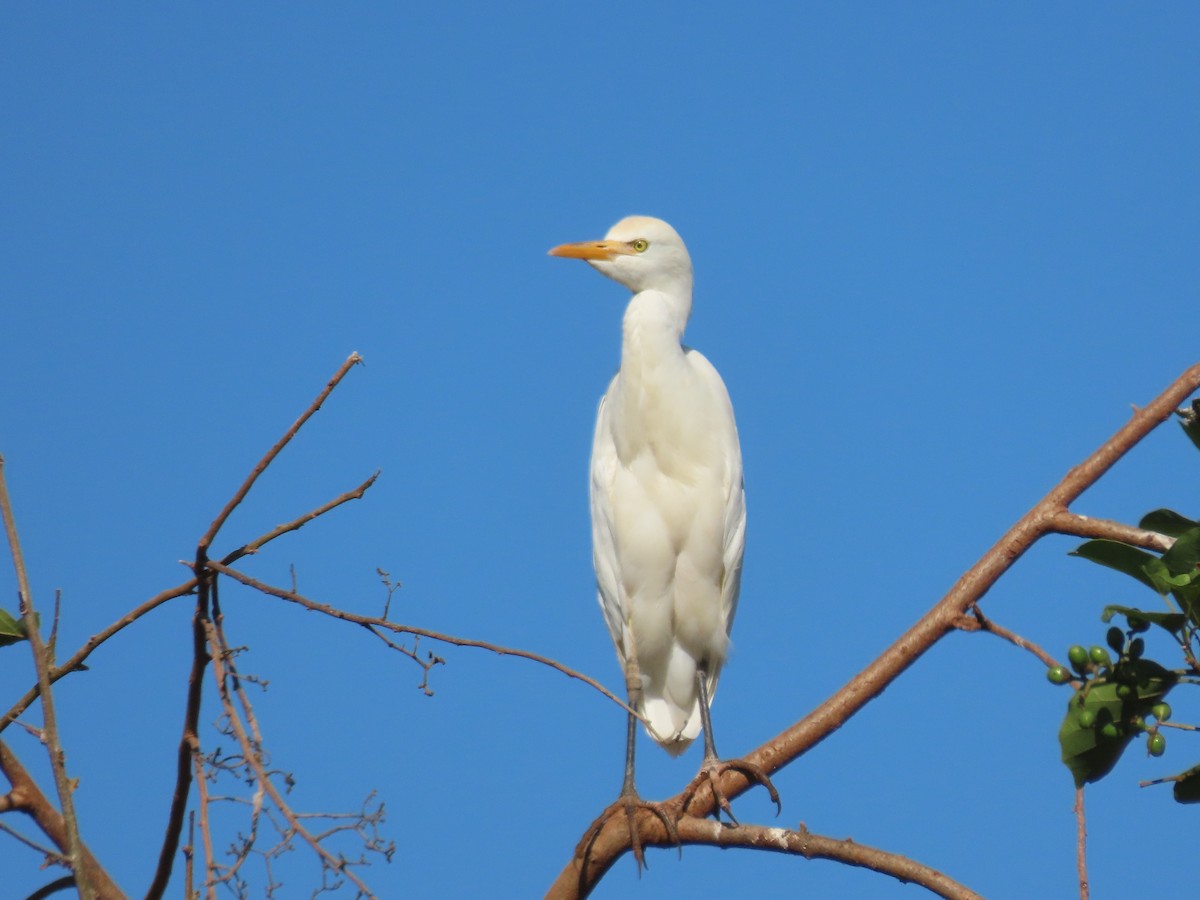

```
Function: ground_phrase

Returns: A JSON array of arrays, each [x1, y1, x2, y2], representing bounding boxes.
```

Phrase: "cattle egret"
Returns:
[[550, 215, 779, 866]]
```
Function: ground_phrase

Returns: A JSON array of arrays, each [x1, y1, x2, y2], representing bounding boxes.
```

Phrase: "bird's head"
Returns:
[[548, 215, 693, 295]]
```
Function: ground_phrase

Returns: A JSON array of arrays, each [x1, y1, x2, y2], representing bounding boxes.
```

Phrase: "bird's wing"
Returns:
[[589, 376, 628, 664], [684, 348, 745, 703]]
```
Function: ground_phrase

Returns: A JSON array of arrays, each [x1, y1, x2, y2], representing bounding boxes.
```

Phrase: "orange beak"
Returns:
[[547, 240, 633, 260]]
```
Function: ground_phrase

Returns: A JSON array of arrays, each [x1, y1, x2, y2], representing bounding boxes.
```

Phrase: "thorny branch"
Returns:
[[548, 363, 1200, 898]]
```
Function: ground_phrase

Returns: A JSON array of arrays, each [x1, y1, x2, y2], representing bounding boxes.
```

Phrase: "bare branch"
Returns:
[[549, 362, 1200, 896], [203, 616, 381, 897], [1047, 510, 1174, 553], [25, 875, 77, 900], [1075, 786, 1088, 900], [144, 557, 212, 900], [0, 818, 66, 861], [0, 740, 122, 898], [199, 351, 363, 553], [0, 456, 93, 900], [669, 818, 982, 900], [0, 472, 379, 737], [959, 605, 1067, 673], [206, 560, 643, 721]]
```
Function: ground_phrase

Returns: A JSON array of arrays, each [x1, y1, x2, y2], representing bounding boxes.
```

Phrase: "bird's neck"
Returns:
[[620, 288, 691, 373]]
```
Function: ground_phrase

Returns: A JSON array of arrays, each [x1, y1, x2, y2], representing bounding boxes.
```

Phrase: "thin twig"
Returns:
[[206, 560, 643, 721], [0, 457, 93, 900], [193, 748, 217, 900], [25, 875, 77, 899], [0, 472, 379, 736], [203, 617, 378, 898], [199, 352, 363, 553], [183, 811, 195, 900], [0, 817, 65, 861], [143, 549, 212, 900], [0, 740, 122, 897], [961, 605, 1066, 673], [1075, 785, 1088, 900]]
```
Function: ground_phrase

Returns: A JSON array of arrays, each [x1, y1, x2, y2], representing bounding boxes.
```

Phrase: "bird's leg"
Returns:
[[577, 649, 679, 876], [680, 666, 781, 824]]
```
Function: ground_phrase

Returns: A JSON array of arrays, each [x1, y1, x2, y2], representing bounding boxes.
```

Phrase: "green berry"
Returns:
[[1116, 683, 1135, 700], [1067, 645, 1089, 669], [1100, 722, 1122, 739], [1148, 732, 1167, 757], [1089, 645, 1111, 666], [1152, 702, 1172, 722], [1078, 709, 1097, 728], [1106, 626, 1124, 653], [1130, 715, 1146, 731], [1047, 665, 1071, 685]]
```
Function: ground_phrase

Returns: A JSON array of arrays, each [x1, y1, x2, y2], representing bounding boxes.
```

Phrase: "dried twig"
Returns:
[[206, 560, 643, 721], [0, 457, 93, 900], [1075, 785, 1088, 900], [0, 740, 121, 897], [0, 472, 379, 738], [149, 354, 369, 899], [199, 352, 363, 553], [204, 617, 381, 897]]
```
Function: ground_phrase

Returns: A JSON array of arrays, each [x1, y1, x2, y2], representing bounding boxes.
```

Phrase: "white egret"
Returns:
[[550, 216, 778, 865]]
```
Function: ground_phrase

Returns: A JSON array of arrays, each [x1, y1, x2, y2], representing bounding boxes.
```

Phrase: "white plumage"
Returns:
[[551, 215, 745, 756]]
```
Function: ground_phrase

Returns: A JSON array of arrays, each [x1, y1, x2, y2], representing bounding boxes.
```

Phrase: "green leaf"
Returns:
[[1058, 659, 1177, 787], [1139, 509, 1200, 538], [1160, 528, 1200, 626], [1160, 527, 1200, 577], [1177, 399, 1200, 453], [0, 608, 28, 649], [1143, 557, 1196, 591], [1101, 605, 1187, 637], [1173, 765, 1200, 804], [1070, 540, 1161, 593]]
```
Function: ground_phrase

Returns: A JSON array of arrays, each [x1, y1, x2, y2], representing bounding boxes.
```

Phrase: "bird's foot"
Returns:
[[680, 755, 782, 825], [577, 789, 680, 877]]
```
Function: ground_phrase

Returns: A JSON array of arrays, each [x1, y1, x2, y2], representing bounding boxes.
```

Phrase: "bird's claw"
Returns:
[[680, 756, 782, 825], [577, 791, 681, 879]]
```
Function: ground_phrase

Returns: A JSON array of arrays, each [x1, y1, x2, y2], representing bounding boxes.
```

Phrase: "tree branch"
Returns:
[[549, 362, 1200, 896], [0, 740, 123, 898], [202, 616, 379, 897], [959, 606, 1066, 673], [199, 352, 363, 553], [1046, 510, 1173, 552], [0, 457, 93, 899], [668, 818, 982, 900], [205, 561, 643, 721], [0, 472, 379, 737]]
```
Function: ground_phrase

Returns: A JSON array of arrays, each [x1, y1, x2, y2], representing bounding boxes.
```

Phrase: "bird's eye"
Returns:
[[632, 239, 649, 253]]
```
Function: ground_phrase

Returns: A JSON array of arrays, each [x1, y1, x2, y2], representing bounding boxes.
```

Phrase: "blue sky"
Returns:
[[3, 4, 1199, 897]]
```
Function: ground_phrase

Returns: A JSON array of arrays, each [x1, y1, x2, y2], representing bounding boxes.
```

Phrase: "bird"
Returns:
[[549, 215, 778, 867]]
